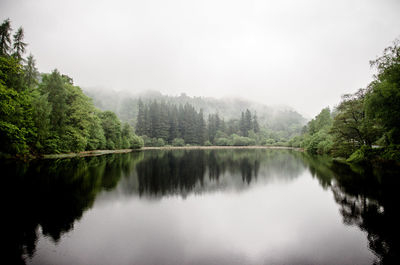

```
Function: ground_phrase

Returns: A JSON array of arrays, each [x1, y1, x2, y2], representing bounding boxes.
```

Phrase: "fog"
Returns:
[[1, 0, 399, 116]]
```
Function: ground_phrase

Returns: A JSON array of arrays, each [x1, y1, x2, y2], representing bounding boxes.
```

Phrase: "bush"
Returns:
[[172, 138, 185, 146], [106, 139, 115, 150], [265, 139, 276, 145], [156, 138, 165, 147], [130, 135, 144, 149], [231, 134, 255, 146], [215, 137, 230, 146]]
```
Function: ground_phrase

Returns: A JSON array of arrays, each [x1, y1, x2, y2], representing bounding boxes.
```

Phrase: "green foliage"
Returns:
[[99, 111, 122, 149], [215, 137, 230, 146], [0, 68, 34, 154], [130, 134, 144, 149], [0, 19, 143, 156], [231, 134, 255, 146], [307, 107, 332, 135], [88, 90, 306, 141], [24, 54, 39, 88], [293, 39, 400, 162], [304, 128, 333, 155], [0, 55, 26, 91], [142, 136, 166, 147], [121, 122, 143, 149], [135, 101, 274, 146], [86, 110, 106, 150], [12, 27, 26, 62], [172, 138, 185, 146], [299, 107, 334, 155], [31, 91, 51, 151], [135, 101, 206, 145], [365, 40, 400, 144], [346, 146, 367, 163], [0, 18, 12, 56]]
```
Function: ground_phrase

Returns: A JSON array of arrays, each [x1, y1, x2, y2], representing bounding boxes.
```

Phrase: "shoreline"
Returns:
[[141, 146, 303, 151], [39, 146, 303, 159]]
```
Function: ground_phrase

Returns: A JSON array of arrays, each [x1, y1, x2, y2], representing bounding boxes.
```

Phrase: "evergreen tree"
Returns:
[[31, 91, 51, 151], [40, 70, 68, 134], [196, 109, 206, 145], [0, 18, 12, 56], [158, 101, 170, 140], [24, 54, 39, 88], [245, 109, 252, 135], [12, 27, 26, 62], [208, 113, 220, 143], [240, 112, 246, 136], [168, 105, 179, 142], [253, 113, 260, 133], [135, 99, 145, 135], [182, 103, 197, 144]]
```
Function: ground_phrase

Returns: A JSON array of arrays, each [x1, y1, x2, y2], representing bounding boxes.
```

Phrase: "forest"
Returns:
[[85, 90, 306, 142], [289, 40, 400, 163], [0, 19, 143, 157], [135, 100, 261, 146], [1, 18, 399, 164]]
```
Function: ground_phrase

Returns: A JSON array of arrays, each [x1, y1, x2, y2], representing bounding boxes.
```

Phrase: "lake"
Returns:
[[3, 149, 399, 265]]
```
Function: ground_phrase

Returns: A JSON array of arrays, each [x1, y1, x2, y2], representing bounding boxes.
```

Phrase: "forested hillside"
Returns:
[[0, 19, 143, 157], [84, 89, 307, 140], [289, 40, 400, 163], [134, 100, 262, 146]]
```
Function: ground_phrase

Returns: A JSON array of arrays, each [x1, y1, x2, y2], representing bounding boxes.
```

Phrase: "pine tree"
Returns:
[[240, 112, 246, 136], [168, 105, 179, 142], [253, 112, 260, 133], [135, 99, 145, 135], [196, 109, 206, 144], [0, 19, 12, 56], [39, 70, 68, 134], [12, 27, 26, 62], [245, 109, 252, 135], [24, 54, 39, 88]]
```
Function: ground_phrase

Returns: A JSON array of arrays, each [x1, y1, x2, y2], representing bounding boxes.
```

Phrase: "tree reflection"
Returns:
[[2, 152, 143, 265], [3, 149, 305, 264], [303, 154, 400, 264], [135, 149, 301, 196]]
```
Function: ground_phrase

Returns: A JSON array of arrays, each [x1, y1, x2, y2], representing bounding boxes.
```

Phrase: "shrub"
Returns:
[[204, 140, 212, 146], [172, 138, 185, 146], [215, 137, 230, 146]]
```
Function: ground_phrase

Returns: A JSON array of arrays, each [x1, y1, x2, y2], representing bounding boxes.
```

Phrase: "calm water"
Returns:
[[3, 149, 399, 265]]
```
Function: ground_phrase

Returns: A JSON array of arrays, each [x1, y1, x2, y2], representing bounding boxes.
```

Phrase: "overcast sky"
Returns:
[[2, 0, 399, 116]]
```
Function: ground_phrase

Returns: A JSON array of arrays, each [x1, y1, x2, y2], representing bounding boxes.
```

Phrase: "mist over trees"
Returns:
[[134, 100, 264, 146], [84, 90, 307, 144], [2, 18, 399, 162], [0, 19, 143, 156]]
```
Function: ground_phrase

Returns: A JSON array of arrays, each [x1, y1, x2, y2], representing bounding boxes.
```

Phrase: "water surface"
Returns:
[[4, 149, 399, 264]]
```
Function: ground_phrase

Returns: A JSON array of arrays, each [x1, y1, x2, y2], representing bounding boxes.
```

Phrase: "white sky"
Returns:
[[2, 0, 399, 117]]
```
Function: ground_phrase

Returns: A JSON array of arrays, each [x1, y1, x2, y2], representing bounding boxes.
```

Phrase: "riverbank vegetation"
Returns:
[[0, 19, 143, 157], [85, 91, 306, 144], [2, 18, 399, 164], [135, 100, 268, 147], [289, 40, 400, 164]]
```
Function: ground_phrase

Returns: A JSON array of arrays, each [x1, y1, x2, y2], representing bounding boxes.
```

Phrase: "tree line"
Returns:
[[0, 19, 143, 157], [289, 39, 400, 163], [135, 99, 261, 146]]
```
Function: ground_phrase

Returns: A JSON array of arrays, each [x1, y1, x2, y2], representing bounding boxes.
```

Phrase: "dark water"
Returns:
[[3, 149, 399, 265]]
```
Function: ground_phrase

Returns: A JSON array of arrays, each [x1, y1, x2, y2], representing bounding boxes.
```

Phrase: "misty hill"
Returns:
[[83, 89, 307, 138]]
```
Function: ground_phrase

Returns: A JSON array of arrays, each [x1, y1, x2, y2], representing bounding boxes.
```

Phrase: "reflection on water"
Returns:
[[303, 155, 400, 264], [2, 149, 399, 264]]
